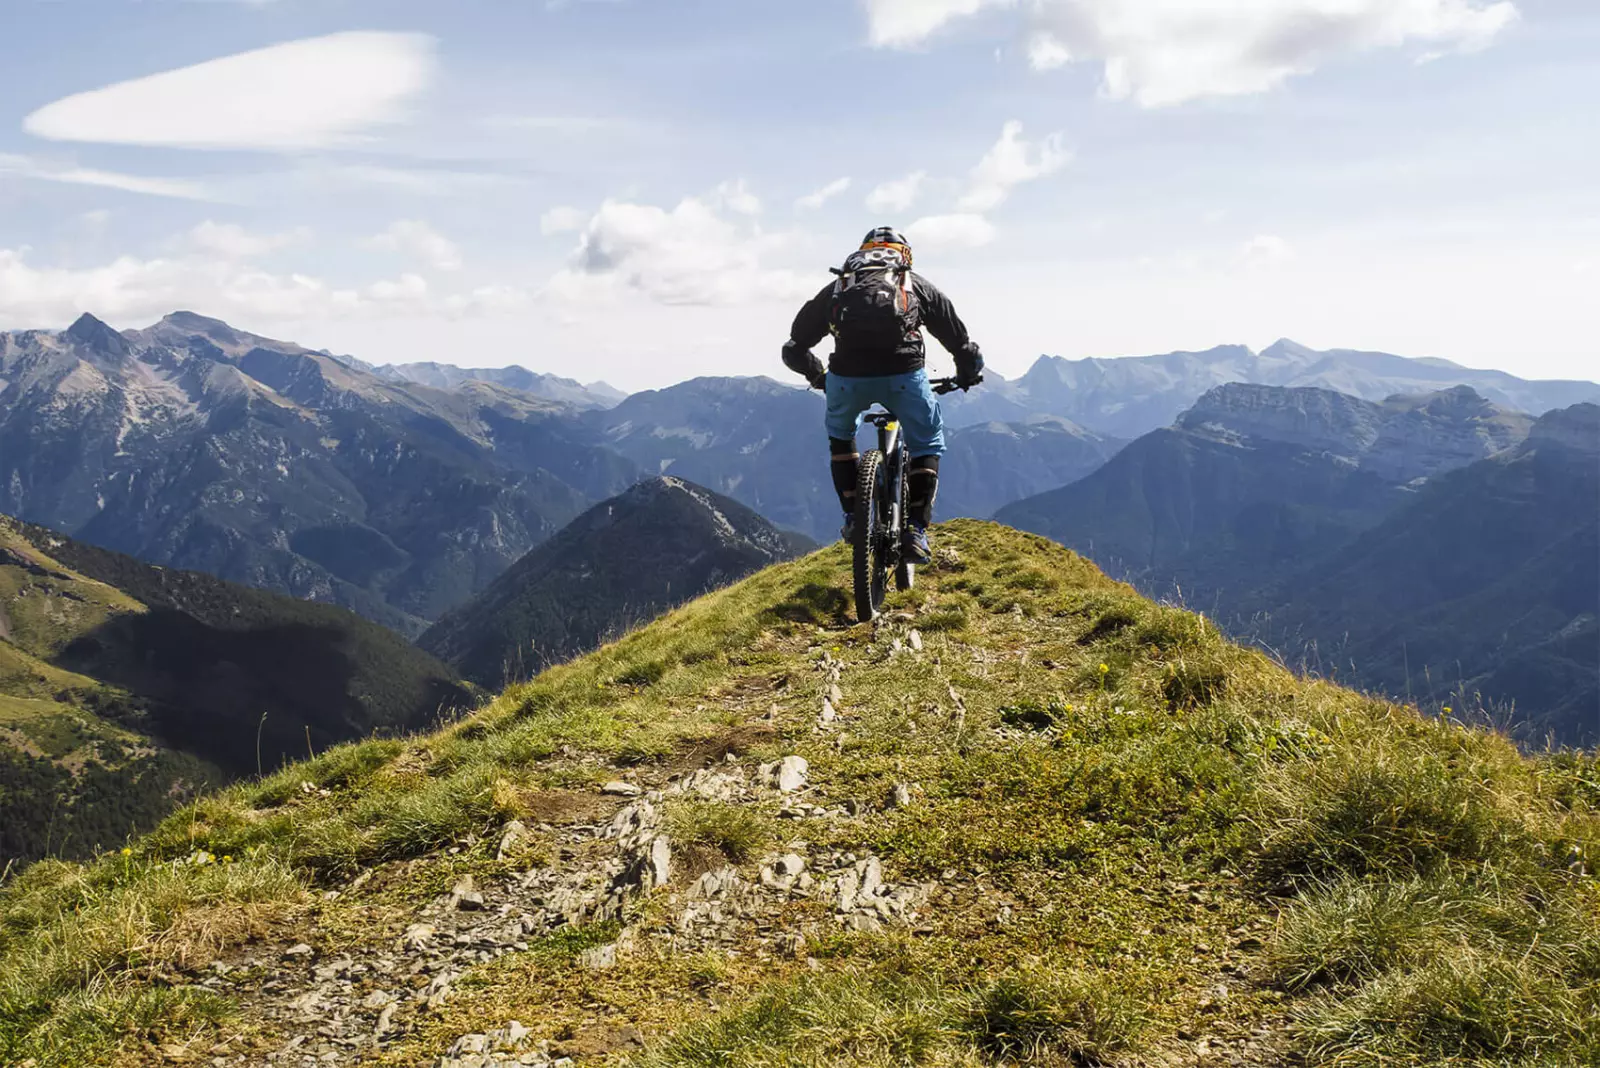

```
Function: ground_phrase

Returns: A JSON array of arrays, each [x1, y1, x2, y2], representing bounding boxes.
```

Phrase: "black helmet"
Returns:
[[860, 226, 912, 266]]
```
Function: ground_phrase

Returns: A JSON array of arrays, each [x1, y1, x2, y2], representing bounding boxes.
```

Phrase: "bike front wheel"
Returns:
[[852, 450, 888, 623]]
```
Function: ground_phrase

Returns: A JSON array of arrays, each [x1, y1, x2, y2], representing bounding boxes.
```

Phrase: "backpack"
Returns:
[[828, 247, 920, 350]]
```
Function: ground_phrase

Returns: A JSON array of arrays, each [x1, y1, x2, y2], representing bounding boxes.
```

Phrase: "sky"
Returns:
[[0, 0, 1596, 390]]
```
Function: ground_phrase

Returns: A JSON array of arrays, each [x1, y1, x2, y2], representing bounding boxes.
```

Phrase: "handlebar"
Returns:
[[932, 375, 982, 396]]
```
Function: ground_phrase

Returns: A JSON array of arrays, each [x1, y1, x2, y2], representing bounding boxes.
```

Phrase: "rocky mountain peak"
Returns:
[[159, 310, 245, 345], [1259, 338, 1318, 362], [1178, 383, 1383, 453], [1528, 402, 1600, 454], [1383, 384, 1492, 417], [63, 312, 129, 360]]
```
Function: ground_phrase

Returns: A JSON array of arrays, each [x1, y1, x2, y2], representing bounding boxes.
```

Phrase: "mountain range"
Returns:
[[0, 513, 471, 863], [999, 386, 1597, 744], [955, 339, 1600, 439], [0, 312, 642, 635], [3, 311, 1595, 741], [1249, 402, 1598, 744], [369, 361, 626, 410], [419, 477, 813, 686]]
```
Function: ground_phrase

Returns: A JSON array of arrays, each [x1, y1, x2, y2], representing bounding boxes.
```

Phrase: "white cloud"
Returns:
[[905, 213, 998, 249], [864, 0, 1010, 47], [187, 220, 312, 259], [797, 177, 852, 211], [23, 32, 436, 150], [476, 114, 622, 134], [1027, 32, 1073, 69], [0, 153, 217, 201], [0, 243, 521, 331], [540, 206, 589, 235], [866, 171, 928, 215], [711, 179, 763, 216], [365, 273, 430, 303], [864, 0, 1518, 106], [958, 120, 1069, 212], [369, 220, 464, 272], [550, 194, 813, 306], [1242, 233, 1294, 267]]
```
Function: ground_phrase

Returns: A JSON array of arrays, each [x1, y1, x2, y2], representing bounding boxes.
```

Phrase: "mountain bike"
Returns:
[[852, 376, 976, 623]]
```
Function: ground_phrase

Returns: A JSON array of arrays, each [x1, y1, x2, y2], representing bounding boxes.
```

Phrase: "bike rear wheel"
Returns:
[[852, 450, 888, 623]]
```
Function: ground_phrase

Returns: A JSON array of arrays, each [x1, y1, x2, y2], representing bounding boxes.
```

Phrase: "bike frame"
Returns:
[[866, 412, 906, 557]]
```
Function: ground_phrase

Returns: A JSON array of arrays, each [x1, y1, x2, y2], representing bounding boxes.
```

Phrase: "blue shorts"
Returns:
[[824, 369, 946, 458]]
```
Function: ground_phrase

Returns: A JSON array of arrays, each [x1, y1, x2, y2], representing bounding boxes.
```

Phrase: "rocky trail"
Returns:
[[175, 641, 958, 1068], [162, 604, 1290, 1068]]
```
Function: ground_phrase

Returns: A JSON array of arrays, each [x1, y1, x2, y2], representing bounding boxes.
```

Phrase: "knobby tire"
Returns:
[[853, 451, 886, 623]]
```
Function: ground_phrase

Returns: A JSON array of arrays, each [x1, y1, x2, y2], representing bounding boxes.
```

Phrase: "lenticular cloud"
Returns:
[[24, 31, 436, 151]]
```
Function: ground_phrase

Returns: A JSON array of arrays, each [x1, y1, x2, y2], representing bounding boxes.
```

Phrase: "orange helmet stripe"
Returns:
[[860, 240, 913, 267]]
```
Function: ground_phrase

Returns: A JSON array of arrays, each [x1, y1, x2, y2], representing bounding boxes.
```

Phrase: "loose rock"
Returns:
[[767, 756, 810, 793]]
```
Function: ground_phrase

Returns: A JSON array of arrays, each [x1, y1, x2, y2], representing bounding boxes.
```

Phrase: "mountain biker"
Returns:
[[781, 227, 984, 564]]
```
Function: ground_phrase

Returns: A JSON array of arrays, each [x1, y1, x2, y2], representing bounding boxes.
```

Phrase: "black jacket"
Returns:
[[785, 273, 979, 379]]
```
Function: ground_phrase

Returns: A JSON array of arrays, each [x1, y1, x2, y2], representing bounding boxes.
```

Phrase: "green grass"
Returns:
[[665, 799, 773, 865], [2, 520, 1596, 1068], [967, 967, 1148, 1064]]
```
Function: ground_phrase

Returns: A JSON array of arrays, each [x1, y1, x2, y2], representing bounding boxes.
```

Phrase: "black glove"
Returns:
[[782, 341, 827, 390], [955, 344, 985, 390]]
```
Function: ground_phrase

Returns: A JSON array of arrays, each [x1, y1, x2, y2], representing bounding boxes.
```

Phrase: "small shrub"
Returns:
[[1077, 605, 1140, 646], [1000, 702, 1063, 731], [968, 968, 1146, 1065], [1294, 949, 1598, 1064], [1253, 748, 1531, 887], [615, 660, 669, 688], [1006, 568, 1059, 592], [917, 606, 970, 634], [1163, 661, 1227, 709], [640, 971, 956, 1067], [247, 739, 403, 807], [666, 800, 770, 864], [1269, 877, 1452, 991], [1135, 607, 1212, 651], [769, 583, 851, 626]]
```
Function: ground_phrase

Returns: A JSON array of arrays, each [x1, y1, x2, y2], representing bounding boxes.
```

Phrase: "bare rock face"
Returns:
[[1368, 386, 1535, 482], [1528, 402, 1600, 455], [1178, 383, 1533, 482], [1179, 382, 1385, 456]]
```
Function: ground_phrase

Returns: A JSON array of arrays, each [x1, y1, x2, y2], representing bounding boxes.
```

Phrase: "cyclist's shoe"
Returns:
[[840, 513, 855, 543], [904, 523, 932, 564]]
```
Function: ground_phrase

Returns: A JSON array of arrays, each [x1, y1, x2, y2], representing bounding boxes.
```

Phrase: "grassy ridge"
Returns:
[[1, 521, 1595, 1066]]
